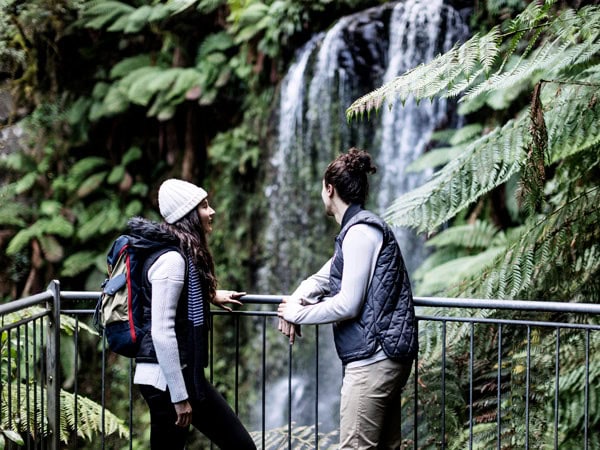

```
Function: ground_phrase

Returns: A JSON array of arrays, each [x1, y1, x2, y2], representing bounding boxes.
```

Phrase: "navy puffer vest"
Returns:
[[125, 218, 190, 365], [330, 210, 418, 365]]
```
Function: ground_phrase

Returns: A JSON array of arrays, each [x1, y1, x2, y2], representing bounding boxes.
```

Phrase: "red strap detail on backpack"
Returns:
[[120, 245, 137, 343]]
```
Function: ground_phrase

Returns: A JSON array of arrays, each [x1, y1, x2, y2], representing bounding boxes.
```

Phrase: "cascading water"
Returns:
[[258, 0, 468, 435], [375, 0, 468, 272]]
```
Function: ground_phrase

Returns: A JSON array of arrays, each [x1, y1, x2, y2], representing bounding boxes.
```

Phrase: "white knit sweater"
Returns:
[[133, 251, 189, 403]]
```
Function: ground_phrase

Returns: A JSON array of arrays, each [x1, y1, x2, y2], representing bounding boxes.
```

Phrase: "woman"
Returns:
[[129, 178, 256, 449], [278, 148, 418, 449]]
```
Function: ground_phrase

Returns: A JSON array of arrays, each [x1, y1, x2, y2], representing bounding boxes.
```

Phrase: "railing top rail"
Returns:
[[55, 290, 600, 315], [0, 289, 53, 315], [417, 296, 600, 314]]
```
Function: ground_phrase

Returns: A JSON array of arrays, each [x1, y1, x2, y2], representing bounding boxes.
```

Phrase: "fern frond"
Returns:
[[79, 0, 200, 32], [427, 220, 502, 250], [346, 29, 502, 119], [79, 1, 134, 30], [385, 71, 599, 234], [544, 83, 600, 162], [249, 424, 338, 450], [456, 186, 600, 299], [0, 384, 124, 444], [406, 146, 465, 173], [419, 247, 506, 296], [385, 115, 527, 232], [109, 55, 153, 79]]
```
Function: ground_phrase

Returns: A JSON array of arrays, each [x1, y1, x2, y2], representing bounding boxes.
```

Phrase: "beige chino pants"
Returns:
[[339, 357, 412, 449]]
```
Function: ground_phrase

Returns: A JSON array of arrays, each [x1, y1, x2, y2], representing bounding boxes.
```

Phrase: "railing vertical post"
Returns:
[[46, 280, 61, 450]]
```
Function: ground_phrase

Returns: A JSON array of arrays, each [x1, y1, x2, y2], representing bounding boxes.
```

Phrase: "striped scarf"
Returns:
[[187, 257, 205, 326], [186, 256, 208, 401]]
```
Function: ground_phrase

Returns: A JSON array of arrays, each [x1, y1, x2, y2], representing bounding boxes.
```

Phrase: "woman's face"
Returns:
[[197, 198, 215, 235]]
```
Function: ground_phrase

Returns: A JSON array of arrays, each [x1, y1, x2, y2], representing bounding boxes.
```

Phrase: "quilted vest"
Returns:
[[330, 209, 418, 365]]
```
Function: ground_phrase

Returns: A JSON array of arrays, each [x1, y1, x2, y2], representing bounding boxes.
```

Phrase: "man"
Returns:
[[278, 148, 418, 449]]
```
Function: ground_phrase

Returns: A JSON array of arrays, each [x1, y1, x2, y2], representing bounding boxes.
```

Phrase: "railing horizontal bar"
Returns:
[[213, 310, 277, 317], [240, 294, 284, 304], [0, 291, 52, 315], [419, 315, 600, 330], [0, 310, 49, 332], [60, 291, 99, 301], [60, 309, 96, 314], [59, 292, 600, 315], [417, 297, 600, 314]]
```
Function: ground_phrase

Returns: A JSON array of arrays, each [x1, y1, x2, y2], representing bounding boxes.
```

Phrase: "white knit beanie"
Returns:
[[158, 179, 208, 224]]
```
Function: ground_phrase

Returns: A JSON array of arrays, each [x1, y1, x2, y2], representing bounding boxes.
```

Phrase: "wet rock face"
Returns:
[[337, 3, 395, 93]]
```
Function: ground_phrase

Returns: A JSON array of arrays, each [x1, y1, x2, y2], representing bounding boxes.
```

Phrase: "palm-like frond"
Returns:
[[346, 29, 502, 119], [384, 77, 599, 234], [79, 0, 199, 32]]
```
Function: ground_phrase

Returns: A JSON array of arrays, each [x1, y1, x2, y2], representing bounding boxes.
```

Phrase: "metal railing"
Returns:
[[1, 281, 599, 449]]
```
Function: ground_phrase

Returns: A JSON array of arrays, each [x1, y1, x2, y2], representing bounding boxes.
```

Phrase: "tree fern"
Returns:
[[383, 72, 598, 234], [455, 186, 600, 300]]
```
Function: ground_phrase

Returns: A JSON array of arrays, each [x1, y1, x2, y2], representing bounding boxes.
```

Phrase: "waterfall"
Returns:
[[259, 0, 468, 434], [376, 0, 468, 271]]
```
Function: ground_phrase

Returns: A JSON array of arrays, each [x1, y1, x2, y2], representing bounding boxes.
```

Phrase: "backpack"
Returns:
[[94, 235, 173, 357]]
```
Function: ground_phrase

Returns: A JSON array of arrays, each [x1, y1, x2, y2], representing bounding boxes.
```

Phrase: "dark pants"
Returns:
[[139, 381, 256, 450]]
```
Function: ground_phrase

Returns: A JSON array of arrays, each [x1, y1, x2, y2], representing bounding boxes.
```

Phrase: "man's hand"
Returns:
[[213, 290, 246, 312], [174, 399, 192, 427], [277, 297, 302, 344]]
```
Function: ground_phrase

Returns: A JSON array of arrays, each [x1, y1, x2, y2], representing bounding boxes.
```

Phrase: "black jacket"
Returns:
[[126, 217, 190, 365], [329, 209, 418, 365]]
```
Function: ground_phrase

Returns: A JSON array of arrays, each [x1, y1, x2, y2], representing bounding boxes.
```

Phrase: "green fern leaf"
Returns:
[[80, 1, 134, 29], [77, 172, 107, 198], [427, 220, 501, 249], [126, 67, 167, 105], [69, 156, 107, 180], [0, 203, 27, 226]]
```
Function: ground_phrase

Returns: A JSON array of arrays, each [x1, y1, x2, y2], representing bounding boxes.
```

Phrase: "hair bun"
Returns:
[[346, 147, 377, 175]]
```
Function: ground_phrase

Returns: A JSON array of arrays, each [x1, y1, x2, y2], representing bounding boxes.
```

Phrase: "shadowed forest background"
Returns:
[[1, 0, 599, 448]]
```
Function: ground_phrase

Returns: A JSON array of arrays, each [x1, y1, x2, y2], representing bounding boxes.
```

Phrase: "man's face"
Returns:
[[321, 180, 333, 216]]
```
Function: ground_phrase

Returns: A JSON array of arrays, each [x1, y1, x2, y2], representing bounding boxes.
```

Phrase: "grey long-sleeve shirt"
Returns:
[[282, 223, 388, 367], [282, 223, 382, 324]]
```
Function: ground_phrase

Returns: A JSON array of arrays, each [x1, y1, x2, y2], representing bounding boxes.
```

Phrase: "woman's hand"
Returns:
[[174, 399, 192, 427], [212, 290, 246, 312]]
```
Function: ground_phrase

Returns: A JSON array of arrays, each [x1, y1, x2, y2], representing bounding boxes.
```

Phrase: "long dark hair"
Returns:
[[323, 147, 377, 207], [161, 209, 217, 300]]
